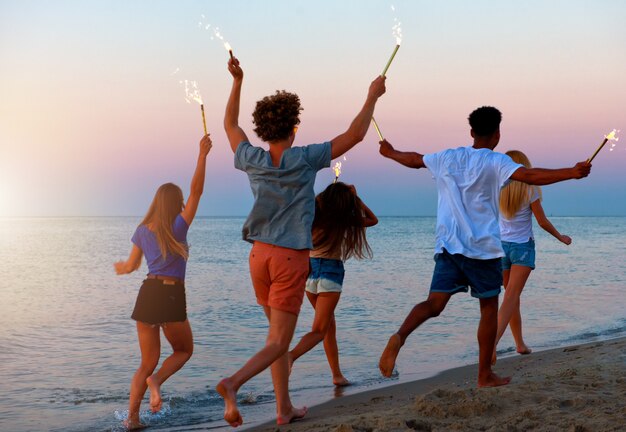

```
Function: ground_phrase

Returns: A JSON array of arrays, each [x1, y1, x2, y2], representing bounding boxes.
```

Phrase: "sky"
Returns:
[[1, 0, 625, 217]]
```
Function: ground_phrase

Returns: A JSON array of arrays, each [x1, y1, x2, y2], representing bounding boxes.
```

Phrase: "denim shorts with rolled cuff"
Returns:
[[430, 249, 502, 299], [501, 239, 536, 270], [305, 257, 345, 294]]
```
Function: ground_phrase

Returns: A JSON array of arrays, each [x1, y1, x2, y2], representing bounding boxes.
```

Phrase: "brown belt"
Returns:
[[147, 274, 183, 284]]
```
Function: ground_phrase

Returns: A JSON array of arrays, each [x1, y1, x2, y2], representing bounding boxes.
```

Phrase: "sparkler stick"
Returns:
[[588, 129, 619, 163], [381, 44, 400, 77], [224, 42, 234, 61], [200, 104, 208, 135], [371, 117, 384, 141]]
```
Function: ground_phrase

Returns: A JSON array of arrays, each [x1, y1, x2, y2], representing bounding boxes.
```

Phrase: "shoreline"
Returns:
[[246, 336, 626, 431]]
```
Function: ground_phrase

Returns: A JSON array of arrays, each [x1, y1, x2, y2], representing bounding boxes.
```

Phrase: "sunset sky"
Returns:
[[1, 0, 625, 217]]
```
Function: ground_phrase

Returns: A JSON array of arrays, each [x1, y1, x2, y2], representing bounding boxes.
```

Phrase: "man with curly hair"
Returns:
[[216, 56, 386, 427]]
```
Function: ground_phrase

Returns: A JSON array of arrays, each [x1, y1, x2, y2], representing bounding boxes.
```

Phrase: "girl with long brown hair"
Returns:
[[288, 182, 377, 386], [493, 149, 572, 364], [114, 134, 212, 430]]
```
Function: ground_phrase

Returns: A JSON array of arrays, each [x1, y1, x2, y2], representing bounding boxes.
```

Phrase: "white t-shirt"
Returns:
[[423, 146, 523, 259], [499, 188, 541, 243]]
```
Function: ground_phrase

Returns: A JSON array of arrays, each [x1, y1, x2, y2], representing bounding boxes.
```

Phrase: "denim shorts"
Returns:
[[306, 257, 345, 294], [430, 249, 502, 299], [501, 239, 536, 270]]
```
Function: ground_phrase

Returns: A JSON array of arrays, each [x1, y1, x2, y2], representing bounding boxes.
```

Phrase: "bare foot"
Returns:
[[333, 375, 351, 387], [146, 375, 162, 413], [276, 406, 307, 425], [123, 419, 147, 430], [379, 333, 402, 377], [517, 345, 532, 355], [477, 371, 511, 388], [216, 378, 243, 427]]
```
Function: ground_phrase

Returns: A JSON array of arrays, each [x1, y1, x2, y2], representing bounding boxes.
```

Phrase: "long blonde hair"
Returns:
[[140, 183, 188, 260], [500, 150, 542, 219]]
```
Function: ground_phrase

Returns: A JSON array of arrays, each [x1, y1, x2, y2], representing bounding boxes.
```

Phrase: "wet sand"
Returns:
[[248, 337, 626, 432]]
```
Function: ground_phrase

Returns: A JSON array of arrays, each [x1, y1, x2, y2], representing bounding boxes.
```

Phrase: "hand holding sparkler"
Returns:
[[228, 56, 243, 81], [199, 133, 213, 157], [571, 161, 592, 179], [378, 139, 395, 158]]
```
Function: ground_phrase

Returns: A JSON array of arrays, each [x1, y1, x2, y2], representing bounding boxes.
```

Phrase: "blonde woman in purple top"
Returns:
[[114, 135, 212, 430], [492, 150, 572, 364]]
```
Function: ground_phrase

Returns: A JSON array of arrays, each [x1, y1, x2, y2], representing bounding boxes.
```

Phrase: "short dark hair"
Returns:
[[468, 106, 502, 137], [252, 90, 302, 142]]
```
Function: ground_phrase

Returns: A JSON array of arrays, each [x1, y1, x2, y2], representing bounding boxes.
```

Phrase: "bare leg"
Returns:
[[492, 265, 532, 364], [289, 292, 341, 373], [126, 322, 160, 430], [477, 296, 511, 388], [323, 315, 349, 386], [510, 303, 531, 354], [146, 320, 193, 413], [216, 306, 301, 427], [379, 292, 451, 377]]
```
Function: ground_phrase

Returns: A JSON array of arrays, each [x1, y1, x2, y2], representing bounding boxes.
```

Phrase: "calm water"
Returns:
[[1, 216, 625, 431]]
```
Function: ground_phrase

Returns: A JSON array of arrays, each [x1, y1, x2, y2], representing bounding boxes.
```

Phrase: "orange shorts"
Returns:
[[249, 241, 310, 315]]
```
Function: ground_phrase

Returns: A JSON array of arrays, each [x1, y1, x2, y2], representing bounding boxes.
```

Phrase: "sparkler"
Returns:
[[333, 161, 342, 183], [332, 156, 347, 183], [381, 5, 403, 77], [181, 79, 207, 134], [587, 129, 620, 163], [371, 117, 384, 141], [199, 16, 234, 61], [224, 42, 234, 61]]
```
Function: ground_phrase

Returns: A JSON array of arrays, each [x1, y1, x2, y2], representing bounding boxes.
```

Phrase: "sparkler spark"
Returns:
[[199, 15, 233, 56], [178, 78, 207, 134], [588, 129, 621, 162]]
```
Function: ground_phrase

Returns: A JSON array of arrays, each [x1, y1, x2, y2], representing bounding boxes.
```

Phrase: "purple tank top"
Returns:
[[131, 214, 189, 279]]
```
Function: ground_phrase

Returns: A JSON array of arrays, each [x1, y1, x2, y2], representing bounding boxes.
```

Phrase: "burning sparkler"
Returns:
[[224, 42, 234, 61], [199, 15, 234, 60], [333, 162, 342, 183], [332, 156, 348, 183], [381, 5, 403, 77], [181, 79, 207, 134], [587, 129, 620, 163], [371, 117, 384, 141]]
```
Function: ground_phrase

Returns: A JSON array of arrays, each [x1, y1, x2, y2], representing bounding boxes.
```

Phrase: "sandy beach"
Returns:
[[249, 337, 626, 432]]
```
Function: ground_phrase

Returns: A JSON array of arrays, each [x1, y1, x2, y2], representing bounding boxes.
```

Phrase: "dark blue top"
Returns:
[[131, 214, 189, 280]]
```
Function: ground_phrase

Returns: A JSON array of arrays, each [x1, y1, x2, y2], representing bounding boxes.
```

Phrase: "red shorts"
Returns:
[[249, 241, 310, 315]]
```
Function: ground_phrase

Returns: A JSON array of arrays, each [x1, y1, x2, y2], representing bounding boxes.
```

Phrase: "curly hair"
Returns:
[[252, 90, 302, 142], [468, 106, 502, 137]]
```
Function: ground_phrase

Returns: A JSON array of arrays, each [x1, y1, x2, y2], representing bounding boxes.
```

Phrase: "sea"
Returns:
[[1, 216, 625, 431]]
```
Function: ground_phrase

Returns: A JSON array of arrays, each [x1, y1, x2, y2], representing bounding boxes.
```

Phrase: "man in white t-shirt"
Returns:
[[377, 106, 591, 387]]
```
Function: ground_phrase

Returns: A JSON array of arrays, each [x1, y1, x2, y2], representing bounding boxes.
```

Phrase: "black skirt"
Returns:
[[131, 279, 187, 325]]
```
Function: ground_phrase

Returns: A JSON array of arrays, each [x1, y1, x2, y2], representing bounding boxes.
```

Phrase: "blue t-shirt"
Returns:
[[131, 214, 189, 280], [423, 146, 523, 259], [235, 140, 332, 250]]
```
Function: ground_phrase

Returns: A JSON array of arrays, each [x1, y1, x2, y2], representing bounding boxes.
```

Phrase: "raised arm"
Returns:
[[349, 185, 378, 227], [114, 245, 143, 275], [510, 162, 591, 185], [224, 57, 249, 153], [378, 139, 425, 169], [181, 134, 212, 226], [530, 199, 571, 245], [330, 76, 386, 159]]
